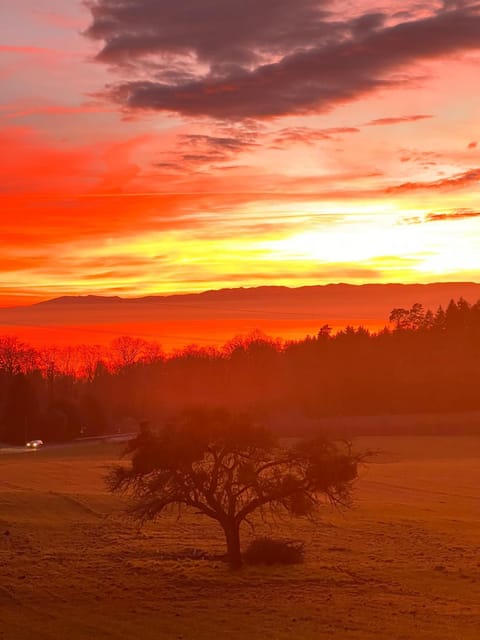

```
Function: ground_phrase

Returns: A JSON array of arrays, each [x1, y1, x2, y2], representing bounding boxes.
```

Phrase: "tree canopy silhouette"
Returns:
[[3, 296, 480, 444], [108, 409, 362, 569]]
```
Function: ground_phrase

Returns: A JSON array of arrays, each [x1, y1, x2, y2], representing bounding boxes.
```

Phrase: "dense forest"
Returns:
[[1, 297, 480, 444]]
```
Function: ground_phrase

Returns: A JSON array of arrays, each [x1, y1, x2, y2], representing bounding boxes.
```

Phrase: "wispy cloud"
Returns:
[[404, 208, 480, 224], [387, 167, 480, 193], [365, 114, 432, 126], [426, 209, 480, 222], [272, 126, 360, 147]]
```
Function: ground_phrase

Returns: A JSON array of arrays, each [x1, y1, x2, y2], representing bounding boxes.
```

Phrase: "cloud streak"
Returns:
[[404, 208, 480, 224], [426, 209, 480, 222], [365, 114, 433, 126], [387, 167, 480, 193]]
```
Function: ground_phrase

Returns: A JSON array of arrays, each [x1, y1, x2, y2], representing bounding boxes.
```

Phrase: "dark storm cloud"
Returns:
[[85, 1, 480, 120], [85, 0, 337, 71]]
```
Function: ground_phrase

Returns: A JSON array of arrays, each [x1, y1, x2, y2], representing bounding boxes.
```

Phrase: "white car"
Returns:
[[26, 439, 44, 448]]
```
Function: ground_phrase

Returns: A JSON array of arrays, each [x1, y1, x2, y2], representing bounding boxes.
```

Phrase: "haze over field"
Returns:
[[1, 437, 479, 639]]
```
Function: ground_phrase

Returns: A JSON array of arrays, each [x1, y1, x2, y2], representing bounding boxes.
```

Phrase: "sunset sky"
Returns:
[[1, 0, 480, 307]]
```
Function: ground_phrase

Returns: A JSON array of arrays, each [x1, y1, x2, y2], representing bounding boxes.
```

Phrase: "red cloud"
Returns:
[[386, 168, 480, 193], [366, 115, 432, 126], [425, 209, 480, 222], [272, 126, 360, 146], [404, 208, 480, 224]]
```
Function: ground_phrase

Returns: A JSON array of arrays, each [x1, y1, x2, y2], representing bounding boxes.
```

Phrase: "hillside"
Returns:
[[1, 282, 480, 349]]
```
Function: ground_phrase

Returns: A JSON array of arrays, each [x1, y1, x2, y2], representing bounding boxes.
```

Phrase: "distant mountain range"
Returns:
[[1, 282, 480, 349]]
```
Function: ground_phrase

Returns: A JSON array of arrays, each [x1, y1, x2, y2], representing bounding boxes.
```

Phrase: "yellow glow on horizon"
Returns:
[[2, 193, 479, 305], [259, 210, 427, 263]]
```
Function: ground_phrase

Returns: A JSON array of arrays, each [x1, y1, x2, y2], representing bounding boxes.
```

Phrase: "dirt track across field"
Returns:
[[1, 437, 479, 639]]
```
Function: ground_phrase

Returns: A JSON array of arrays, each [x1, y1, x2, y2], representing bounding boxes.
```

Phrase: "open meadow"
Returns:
[[1, 436, 479, 639]]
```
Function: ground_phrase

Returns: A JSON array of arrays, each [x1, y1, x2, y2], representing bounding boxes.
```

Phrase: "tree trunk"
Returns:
[[223, 521, 242, 570]]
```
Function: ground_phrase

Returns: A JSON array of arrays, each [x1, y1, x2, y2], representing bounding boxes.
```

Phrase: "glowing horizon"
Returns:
[[1, 1, 480, 308]]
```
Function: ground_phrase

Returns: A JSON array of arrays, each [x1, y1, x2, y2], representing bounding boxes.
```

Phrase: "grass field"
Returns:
[[1, 436, 479, 639]]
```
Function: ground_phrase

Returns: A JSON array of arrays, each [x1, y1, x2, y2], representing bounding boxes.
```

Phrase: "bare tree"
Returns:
[[77, 344, 105, 382], [109, 409, 363, 569], [110, 336, 148, 369], [0, 335, 37, 376]]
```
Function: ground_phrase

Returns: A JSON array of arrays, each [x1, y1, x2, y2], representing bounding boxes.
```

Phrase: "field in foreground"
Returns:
[[1, 436, 479, 639]]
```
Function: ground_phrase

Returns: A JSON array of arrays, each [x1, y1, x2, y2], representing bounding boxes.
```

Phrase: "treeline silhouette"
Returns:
[[1, 297, 480, 444]]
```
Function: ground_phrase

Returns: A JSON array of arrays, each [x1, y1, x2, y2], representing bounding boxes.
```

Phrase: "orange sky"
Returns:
[[1, 1, 480, 308]]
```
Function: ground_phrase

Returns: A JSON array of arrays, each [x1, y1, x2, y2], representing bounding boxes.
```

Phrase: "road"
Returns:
[[0, 433, 136, 455]]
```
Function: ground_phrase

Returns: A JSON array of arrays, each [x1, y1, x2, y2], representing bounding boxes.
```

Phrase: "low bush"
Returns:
[[243, 537, 305, 566]]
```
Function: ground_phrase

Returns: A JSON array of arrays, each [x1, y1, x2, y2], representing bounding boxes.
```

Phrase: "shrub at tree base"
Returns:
[[243, 538, 305, 566]]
